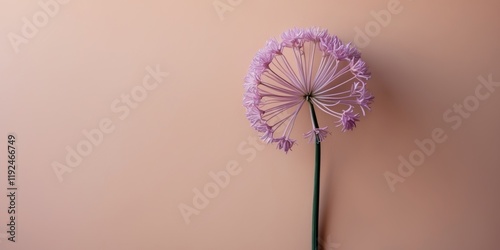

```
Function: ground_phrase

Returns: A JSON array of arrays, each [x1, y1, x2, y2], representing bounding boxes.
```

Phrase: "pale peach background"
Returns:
[[1, 0, 499, 249]]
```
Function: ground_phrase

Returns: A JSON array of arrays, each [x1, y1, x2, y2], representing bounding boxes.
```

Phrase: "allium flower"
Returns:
[[243, 27, 373, 153]]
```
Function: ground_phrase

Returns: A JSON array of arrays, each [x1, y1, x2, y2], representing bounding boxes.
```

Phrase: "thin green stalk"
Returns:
[[308, 99, 321, 250]]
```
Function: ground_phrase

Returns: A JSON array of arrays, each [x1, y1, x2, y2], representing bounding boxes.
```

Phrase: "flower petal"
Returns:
[[304, 127, 330, 143]]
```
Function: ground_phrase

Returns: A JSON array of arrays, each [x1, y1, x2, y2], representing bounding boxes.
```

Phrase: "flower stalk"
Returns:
[[308, 99, 321, 250]]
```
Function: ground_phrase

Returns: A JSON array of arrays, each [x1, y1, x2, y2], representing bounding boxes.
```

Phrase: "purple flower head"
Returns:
[[243, 27, 374, 152]]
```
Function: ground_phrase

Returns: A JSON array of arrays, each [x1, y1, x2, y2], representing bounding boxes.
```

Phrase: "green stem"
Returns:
[[308, 100, 321, 250]]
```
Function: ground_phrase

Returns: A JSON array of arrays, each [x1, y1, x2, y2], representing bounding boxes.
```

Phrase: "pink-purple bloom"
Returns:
[[243, 27, 374, 153]]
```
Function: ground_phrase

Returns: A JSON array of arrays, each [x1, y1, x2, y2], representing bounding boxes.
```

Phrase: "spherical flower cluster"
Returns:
[[243, 27, 373, 153]]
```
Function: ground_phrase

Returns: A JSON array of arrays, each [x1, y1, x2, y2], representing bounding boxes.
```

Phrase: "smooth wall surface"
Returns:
[[1, 0, 499, 249]]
